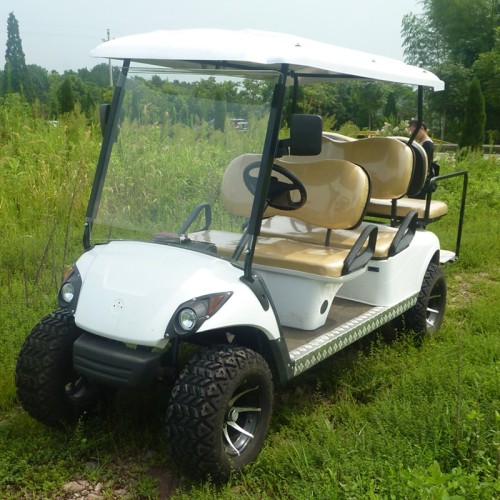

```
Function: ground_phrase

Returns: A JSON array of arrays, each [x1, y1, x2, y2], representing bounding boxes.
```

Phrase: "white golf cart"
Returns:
[[15, 29, 467, 482]]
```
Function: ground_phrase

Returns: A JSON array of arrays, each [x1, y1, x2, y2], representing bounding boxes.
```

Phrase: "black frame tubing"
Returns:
[[242, 64, 289, 281], [424, 170, 468, 259], [83, 59, 131, 250]]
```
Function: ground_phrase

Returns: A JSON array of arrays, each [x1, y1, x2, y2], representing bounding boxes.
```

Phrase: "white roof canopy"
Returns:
[[91, 29, 444, 91]]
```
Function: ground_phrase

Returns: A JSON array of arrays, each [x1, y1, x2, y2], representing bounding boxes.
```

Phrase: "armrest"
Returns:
[[178, 203, 212, 233], [388, 210, 417, 257], [342, 224, 378, 275]]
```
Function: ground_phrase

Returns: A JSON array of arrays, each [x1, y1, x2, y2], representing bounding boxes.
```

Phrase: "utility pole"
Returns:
[[102, 29, 113, 87]]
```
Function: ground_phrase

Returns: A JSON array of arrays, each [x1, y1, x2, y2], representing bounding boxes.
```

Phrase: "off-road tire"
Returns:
[[15, 309, 105, 428], [404, 263, 446, 336], [166, 345, 273, 482]]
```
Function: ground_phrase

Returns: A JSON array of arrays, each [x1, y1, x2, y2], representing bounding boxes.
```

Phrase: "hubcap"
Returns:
[[426, 280, 445, 328], [223, 385, 262, 456]]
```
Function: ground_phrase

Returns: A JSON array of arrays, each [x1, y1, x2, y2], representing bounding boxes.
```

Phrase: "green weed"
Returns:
[[0, 100, 498, 498]]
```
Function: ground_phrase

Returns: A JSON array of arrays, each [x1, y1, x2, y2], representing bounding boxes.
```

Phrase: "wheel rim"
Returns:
[[223, 385, 262, 457], [426, 278, 445, 328]]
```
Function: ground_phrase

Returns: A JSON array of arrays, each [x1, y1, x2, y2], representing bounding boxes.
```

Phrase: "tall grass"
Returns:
[[0, 99, 498, 498]]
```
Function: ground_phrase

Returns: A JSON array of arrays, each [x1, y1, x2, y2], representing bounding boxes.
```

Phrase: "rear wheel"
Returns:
[[166, 345, 273, 482], [404, 263, 446, 335], [15, 310, 106, 428]]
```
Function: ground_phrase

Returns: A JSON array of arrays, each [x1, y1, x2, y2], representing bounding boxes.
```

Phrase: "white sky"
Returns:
[[0, 0, 423, 73]]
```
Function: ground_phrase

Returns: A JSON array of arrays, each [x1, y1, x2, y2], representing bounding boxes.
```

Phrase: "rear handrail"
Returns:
[[424, 170, 468, 259]]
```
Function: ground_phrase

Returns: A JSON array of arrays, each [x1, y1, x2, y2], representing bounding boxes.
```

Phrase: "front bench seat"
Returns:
[[189, 154, 377, 279]]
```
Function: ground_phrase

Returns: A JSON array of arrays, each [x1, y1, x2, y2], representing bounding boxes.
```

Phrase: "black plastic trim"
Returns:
[[388, 210, 417, 257], [73, 333, 161, 389], [240, 274, 270, 311], [342, 224, 378, 275]]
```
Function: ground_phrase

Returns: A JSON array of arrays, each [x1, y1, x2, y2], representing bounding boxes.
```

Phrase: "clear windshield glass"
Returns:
[[91, 67, 279, 259]]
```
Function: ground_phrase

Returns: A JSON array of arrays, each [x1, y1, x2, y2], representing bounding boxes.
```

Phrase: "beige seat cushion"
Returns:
[[368, 198, 448, 221], [189, 229, 349, 279], [260, 216, 397, 259]]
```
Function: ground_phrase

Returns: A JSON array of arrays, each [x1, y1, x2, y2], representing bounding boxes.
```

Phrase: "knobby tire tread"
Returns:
[[166, 345, 273, 482]]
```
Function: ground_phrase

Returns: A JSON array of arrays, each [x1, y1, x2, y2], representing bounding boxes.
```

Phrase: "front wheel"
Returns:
[[404, 263, 447, 336], [166, 345, 273, 482], [15, 310, 106, 428]]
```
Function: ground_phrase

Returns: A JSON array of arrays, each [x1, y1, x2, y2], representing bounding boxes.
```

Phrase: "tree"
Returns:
[[472, 29, 500, 141], [459, 77, 486, 150], [59, 77, 75, 114], [383, 92, 398, 123], [428, 61, 470, 142], [213, 88, 226, 132], [401, 11, 446, 67], [27, 64, 49, 103], [352, 82, 386, 130], [401, 0, 499, 143], [426, 0, 498, 67], [402, 0, 498, 68], [3, 12, 34, 100]]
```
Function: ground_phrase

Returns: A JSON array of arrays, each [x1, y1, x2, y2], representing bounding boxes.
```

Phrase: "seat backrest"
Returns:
[[220, 153, 371, 230], [275, 158, 371, 229], [389, 136, 428, 196], [220, 153, 260, 217], [322, 137, 413, 199], [284, 136, 414, 200]]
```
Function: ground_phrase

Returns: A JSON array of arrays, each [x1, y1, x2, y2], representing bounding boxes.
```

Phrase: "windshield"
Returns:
[[91, 67, 279, 260]]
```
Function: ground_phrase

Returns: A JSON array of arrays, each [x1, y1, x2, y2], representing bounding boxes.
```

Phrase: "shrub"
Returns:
[[459, 77, 486, 151]]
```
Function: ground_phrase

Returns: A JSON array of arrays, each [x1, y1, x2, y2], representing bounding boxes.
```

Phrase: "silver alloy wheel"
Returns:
[[223, 385, 262, 456]]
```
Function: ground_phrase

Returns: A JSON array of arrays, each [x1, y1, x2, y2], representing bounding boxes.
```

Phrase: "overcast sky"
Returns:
[[0, 0, 423, 73]]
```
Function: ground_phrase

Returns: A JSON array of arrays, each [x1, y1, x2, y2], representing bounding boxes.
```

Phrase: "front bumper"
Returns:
[[73, 333, 162, 389]]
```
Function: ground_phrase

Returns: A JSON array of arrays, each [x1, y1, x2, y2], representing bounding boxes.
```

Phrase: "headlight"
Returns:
[[178, 308, 198, 332], [58, 265, 82, 310], [60, 282, 75, 303], [167, 292, 233, 338]]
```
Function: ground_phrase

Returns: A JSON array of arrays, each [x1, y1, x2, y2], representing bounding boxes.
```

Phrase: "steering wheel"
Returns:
[[243, 161, 307, 211]]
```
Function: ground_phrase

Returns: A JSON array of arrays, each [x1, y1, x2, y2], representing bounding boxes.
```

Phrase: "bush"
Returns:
[[459, 77, 486, 151]]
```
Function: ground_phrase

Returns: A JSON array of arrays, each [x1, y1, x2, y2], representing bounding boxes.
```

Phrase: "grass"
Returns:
[[0, 102, 499, 498]]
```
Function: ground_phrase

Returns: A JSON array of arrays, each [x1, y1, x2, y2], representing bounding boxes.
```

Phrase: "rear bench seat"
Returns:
[[367, 136, 448, 223], [188, 153, 377, 280], [297, 135, 447, 223]]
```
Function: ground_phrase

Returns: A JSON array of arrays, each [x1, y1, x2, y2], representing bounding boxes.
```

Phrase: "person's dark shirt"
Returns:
[[421, 139, 434, 166], [412, 138, 436, 199]]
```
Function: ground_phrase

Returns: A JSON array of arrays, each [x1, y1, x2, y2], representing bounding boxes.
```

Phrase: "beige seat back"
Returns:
[[321, 137, 413, 199], [220, 153, 371, 230], [220, 153, 261, 217], [285, 136, 413, 200]]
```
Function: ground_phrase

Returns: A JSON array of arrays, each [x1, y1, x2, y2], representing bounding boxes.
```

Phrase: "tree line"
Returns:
[[1, 5, 499, 148], [402, 0, 499, 148]]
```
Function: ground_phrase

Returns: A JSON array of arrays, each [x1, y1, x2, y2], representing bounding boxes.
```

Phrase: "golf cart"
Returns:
[[15, 29, 467, 482]]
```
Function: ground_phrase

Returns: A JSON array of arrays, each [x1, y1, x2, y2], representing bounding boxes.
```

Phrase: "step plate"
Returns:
[[289, 294, 418, 376]]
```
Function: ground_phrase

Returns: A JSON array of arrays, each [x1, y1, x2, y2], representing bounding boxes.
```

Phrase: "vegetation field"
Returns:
[[0, 100, 499, 499]]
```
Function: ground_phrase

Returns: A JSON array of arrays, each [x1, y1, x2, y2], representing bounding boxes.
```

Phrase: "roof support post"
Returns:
[[243, 64, 289, 281]]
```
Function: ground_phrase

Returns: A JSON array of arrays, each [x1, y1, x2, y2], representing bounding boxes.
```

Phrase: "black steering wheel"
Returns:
[[243, 161, 307, 211]]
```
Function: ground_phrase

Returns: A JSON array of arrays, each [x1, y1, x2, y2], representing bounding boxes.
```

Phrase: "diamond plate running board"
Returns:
[[290, 294, 418, 377]]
